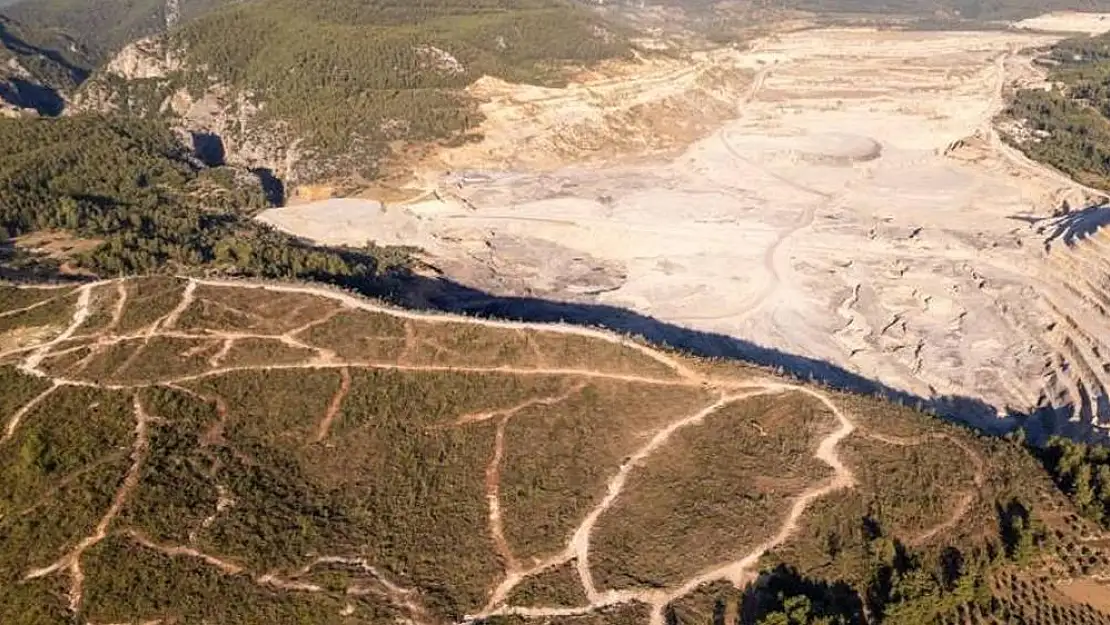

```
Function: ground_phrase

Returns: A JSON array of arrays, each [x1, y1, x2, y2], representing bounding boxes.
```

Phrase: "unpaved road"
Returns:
[[6, 277, 986, 623], [259, 19, 1110, 438]]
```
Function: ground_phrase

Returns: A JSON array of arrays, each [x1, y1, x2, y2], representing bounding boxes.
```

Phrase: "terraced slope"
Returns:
[[1, 277, 1109, 624]]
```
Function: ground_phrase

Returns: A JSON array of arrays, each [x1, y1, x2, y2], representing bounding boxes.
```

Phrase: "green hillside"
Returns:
[[76, 0, 631, 183], [0, 15, 92, 114], [0, 278, 1110, 624], [2, 0, 226, 60], [0, 114, 406, 282], [1003, 32, 1110, 192]]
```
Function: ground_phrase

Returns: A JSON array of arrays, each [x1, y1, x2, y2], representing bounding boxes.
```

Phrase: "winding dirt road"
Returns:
[[1, 277, 986, 622]]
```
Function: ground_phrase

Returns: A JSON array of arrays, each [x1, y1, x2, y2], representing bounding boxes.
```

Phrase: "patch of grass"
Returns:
[[114, 277, 187, 334], [0, 285, 72, 315], [590, 391, 838, 589], [188, 368, 569, 618], [0, 572, 72, 625], [0, 386, 134, 512], [836, 392, 947, 438], [0, 365, 53, 421], [193, 368, 343, 453], [111, 336, 223, 384], [489, 602, 652, 625], [529, 333, 683, 379], [408, 320, 537, 368], [220, 338, 317, 367], [500, 381, 713, 561], [81, 534, 387, 625], [839, 436, 981, 541], [72, 337, 224, 385], [0, 458, 130, 581], [507, 561, 587, 607], [35, 337, 98, 375], [75, 282, 125, 335], [0, 386, 134, 574], [0, 289, 77, 334], [301, 309, 409, 361], [178, 285, 341, 335], [121, 388, 222, 545]]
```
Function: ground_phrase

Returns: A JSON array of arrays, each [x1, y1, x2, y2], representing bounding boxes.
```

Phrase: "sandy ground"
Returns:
[[1014, 11, 1110, 34], [260, 18, 1110, 437]]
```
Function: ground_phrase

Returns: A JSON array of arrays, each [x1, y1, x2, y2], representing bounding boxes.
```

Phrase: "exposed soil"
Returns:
[[258, 17, 1110, 436]]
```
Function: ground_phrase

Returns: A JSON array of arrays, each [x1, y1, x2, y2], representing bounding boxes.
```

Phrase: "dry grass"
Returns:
[[838, 435, 981, 540], [114, 277, 187, 334], [76, 282, 124, 334], [507, 561, 588, 607], [589, 392, 838, 589], [500, 381, 713, 561], [527, 333, 682, 379], [0, 365, 52, 420], [0, 289, 78, 334], [4, 277, 1110, 624], [220, 338, 317, 367], [0, 569, 72, 624], [82, 535, 388, 625], [300, 309, 408, 361], [406, 320, 536, 368], [0, 284, 73, 314], [177, 284, 341, 334]]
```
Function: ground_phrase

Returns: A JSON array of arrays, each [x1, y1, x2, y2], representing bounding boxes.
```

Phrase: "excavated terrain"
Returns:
[[259, 17, 1110, 439], [0, 277, 1093, 624]]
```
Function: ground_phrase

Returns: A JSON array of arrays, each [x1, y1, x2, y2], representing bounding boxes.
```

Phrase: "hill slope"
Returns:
[[0, 15, 92, 115], [72, 0, 632, 191], [3, 277, 1110, 624], [0, 114, 408, 282]]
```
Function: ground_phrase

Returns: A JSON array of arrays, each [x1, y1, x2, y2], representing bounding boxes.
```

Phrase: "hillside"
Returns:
[[1004, 31, 1110, 192], [1, 0, 226, 61], [2, 276, 1110, 623], [71, 0, 633, 192], [0, 15, 92, 115], [0, 113, 408, 282]]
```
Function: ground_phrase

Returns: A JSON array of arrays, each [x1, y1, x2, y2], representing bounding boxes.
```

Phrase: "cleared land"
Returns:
[[259, 16, 1110, 438], [0, 275, 1106, 624]]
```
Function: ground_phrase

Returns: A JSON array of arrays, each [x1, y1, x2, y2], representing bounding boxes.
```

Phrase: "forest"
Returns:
[[78, 0, 632, 182], [1005, 32, 1110, 191], [0, 114, 409, 284]]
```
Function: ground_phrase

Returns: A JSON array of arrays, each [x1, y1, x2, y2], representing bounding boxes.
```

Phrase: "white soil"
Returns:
[[1014, 11, 1110, 34], [259, 22, 1110, 435]]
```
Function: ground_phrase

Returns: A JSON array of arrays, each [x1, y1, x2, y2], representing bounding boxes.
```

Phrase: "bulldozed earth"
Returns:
[[260, 15, 1110, 439]]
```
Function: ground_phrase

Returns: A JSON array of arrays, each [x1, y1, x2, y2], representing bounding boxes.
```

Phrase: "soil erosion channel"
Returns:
[[260, 20, 1110, 436]]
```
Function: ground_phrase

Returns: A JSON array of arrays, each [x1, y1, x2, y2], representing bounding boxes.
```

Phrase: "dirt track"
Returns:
[[259, 18, 1110, 437], [4, 277, 984, 622]]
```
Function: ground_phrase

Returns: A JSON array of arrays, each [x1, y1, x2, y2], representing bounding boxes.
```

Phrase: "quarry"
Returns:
[[259, 15, 1110, 439]]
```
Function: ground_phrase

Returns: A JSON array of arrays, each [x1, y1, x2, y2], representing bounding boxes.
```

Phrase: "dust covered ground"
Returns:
[[260, 17, 1110, 438]]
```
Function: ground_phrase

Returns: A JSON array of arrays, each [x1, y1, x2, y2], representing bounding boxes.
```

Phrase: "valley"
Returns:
[[260, 16, 1110, 439]]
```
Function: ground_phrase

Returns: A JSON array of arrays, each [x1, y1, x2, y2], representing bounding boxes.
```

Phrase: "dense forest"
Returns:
[[0, 114, 409, 283], [1005, 32, 1110, 191]]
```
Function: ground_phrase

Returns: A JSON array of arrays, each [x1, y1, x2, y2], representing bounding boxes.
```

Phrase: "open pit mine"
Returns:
[[260, 15, 1110, 441]]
